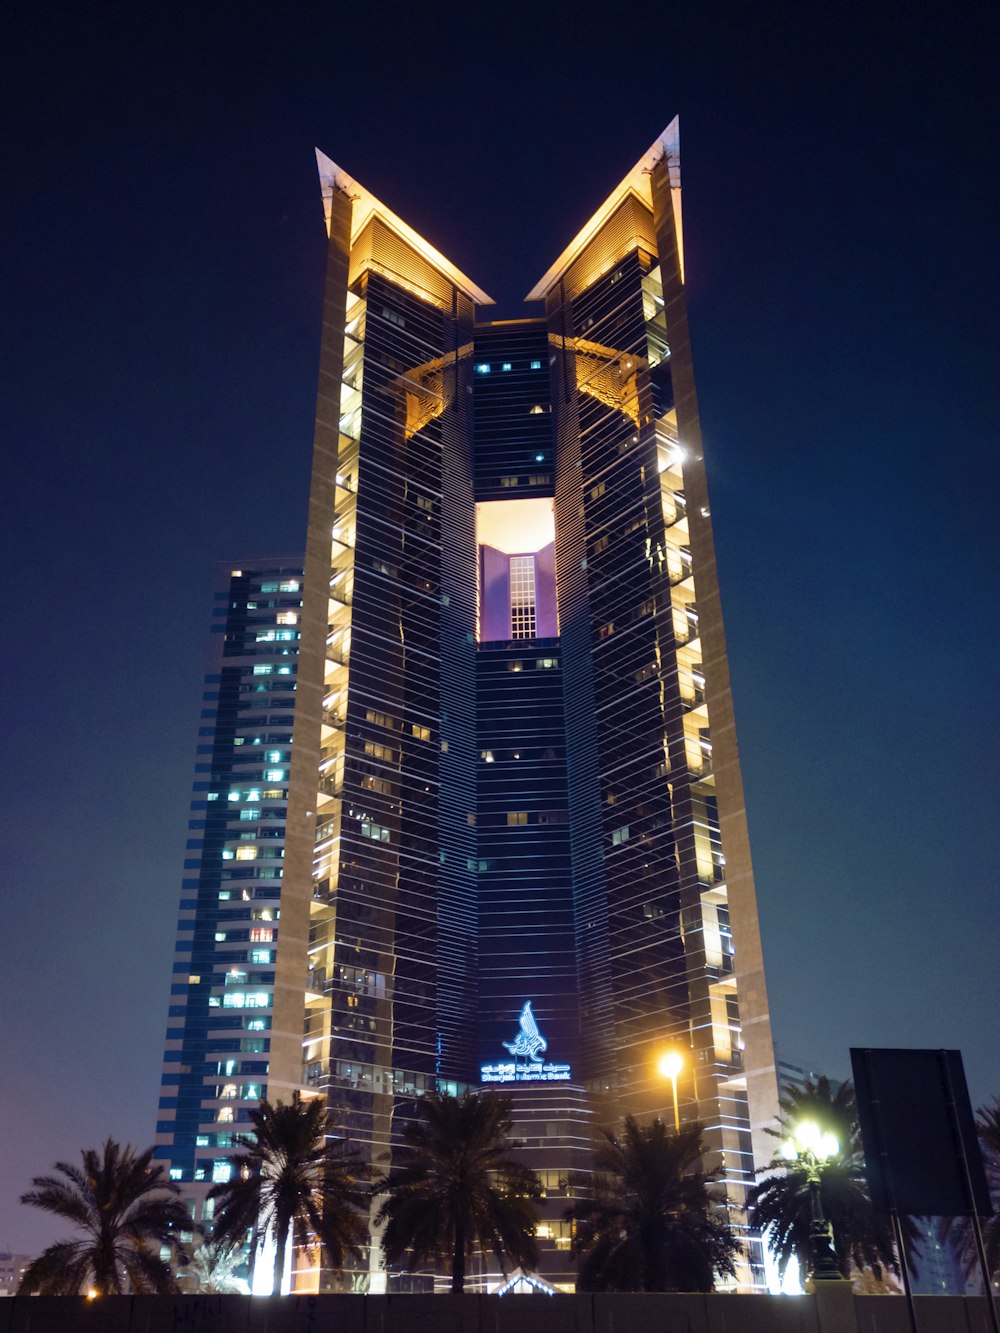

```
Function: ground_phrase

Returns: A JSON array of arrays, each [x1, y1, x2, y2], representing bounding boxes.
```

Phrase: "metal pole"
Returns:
[[891, 1209, 919, 1325], [671, 1073, 680, 1132]]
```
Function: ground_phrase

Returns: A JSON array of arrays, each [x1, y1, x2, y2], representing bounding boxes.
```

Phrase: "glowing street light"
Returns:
[[782, 1120, 843, 1282], [657, 1050, 685, 1132]]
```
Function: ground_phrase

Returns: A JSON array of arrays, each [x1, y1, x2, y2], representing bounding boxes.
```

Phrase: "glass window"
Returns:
[[510, 555, 537, 640], [530, 360, 542, 370], [475, 363, 490, 374], [501, 362, 512, 371]]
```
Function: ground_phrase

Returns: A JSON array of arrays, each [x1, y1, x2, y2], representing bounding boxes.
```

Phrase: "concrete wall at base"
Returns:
[[0, 1292, 994, 1333]]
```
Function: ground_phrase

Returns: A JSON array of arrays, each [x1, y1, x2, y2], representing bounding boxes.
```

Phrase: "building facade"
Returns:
[[155, 560, 304, 1230], [157, 119, 778, 1292]]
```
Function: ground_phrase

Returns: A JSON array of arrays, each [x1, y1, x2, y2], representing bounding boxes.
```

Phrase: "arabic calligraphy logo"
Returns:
[[502, 1001, 548, 1065]]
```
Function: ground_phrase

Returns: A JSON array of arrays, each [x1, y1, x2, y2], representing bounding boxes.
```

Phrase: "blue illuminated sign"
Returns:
[[480, 1001, 572, 1084]]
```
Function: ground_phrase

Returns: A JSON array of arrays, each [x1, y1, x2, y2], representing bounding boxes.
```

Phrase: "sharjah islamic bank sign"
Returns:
[[480, 1001, 572, 1084]]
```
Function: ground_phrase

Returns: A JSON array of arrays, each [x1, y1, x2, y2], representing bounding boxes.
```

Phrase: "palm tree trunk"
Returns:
[[451, 1220, 466, 1294], [274, 1223, 288, 1296]]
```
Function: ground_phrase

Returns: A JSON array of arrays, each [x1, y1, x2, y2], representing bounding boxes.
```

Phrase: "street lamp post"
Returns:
[[657, 1051, 684, 1132], [782, 1121, 843, 1283]]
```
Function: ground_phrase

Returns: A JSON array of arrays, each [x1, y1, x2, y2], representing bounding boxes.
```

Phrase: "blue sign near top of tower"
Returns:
[[480, 1001, 571, 1084]]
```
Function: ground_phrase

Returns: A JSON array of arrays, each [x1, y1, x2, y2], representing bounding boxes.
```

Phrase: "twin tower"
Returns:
[[157, 119, 779, 1292]]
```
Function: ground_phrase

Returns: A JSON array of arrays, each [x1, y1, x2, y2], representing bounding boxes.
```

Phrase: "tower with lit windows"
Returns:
[[155, 560, 304, 1235], [157, 119, 779, 1293]]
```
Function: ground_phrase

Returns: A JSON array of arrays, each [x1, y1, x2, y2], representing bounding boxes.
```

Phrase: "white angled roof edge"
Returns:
[[315, 149, 495, 307], [524, 117, 681, 303]]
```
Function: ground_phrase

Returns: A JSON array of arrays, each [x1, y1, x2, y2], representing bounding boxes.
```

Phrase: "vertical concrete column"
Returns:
[[269, 187, 353, 1102], [649, 155, 779, 1171]]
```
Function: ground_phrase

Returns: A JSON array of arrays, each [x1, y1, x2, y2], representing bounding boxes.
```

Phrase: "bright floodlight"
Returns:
[[658, 1051, 684, 1079], [786, 1120, 839, 1161]]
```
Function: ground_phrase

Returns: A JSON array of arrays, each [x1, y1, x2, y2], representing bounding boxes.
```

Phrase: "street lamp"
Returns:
[[782, 1120, 842, 1282], [657, 1050, 684, 1132]]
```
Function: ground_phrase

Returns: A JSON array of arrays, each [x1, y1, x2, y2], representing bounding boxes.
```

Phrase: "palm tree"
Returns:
[[178, 1240, 250, 1294], [748, 1076, 899, 1281], [18, 1139, 192, 1295], [372, 1089, 541, 1293], [566, 1117, 740, 1292], [208, 1092, 368, 1295], [939, 1099, 1000, 1288]]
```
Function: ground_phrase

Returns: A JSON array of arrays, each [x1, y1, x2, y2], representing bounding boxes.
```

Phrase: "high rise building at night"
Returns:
[[155, 560, 304, 1230], [156, 118, 778, 1292]]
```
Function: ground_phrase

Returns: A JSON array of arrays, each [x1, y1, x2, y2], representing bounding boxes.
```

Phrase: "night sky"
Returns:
[[3, 1, 998, 1254]]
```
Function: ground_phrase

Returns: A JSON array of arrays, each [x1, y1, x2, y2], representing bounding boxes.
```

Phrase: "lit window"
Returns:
[[507, 812, 528, 826], [235, 846, 257, 861], [188, 975, 201, 985], [475, 363, 490, 374], [530, 360, 542, 370], [195, 1135, 210, 1148], [246, 789, 261, 802], [276, 611, 297, 625], [507, 661, 523, 672], [277, 665, 293, 675], [592, 535, 609, 555], [502, 362, 512, 371], [528, 404, 550, 415], [361, 821, 391, 843], [227, 791, 241, 802], [500, 475, 519, 487], [266, 750, 283, 764], [246, 1018, 267, 1030], [275, 630, 295, 642], [510, 555, 537, 640], [480, 750, 495, 763], [262, 789, 284, 800], [252, 665, 273, 676], [222, 849, 235, 861], [412, 723, 431, 740], [230, 569, 243, 577], [169, 1168, 183, 1181], [278, 580, 300, 592], [240, 809, 258, 822], [221, 1083, 238, 1099], [212, 1161, 232, 1183], [536, 658, 558, 668], [250, 949, 272, 964], [256, 631, 276, 642], [207, 792, 220, 801], [250, 927, 274, 943], [265, 769, 284, 782], [611, 826, 631, 846], [217, 1107, 234, 1123]]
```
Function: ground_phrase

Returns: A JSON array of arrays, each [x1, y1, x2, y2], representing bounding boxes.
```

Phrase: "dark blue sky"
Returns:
[[3, 0, 998, 1252]]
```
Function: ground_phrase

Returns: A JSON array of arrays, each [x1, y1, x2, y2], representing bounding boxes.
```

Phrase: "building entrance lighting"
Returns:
[[657, 1050, 685, 1132], [782, 1121, 843, 1282]]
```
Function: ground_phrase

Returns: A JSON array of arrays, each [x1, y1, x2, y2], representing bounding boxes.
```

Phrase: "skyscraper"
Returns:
[[157, 118, 779, 1292], [155, 560, 304, 1230]]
